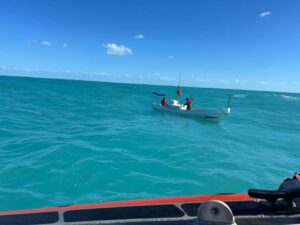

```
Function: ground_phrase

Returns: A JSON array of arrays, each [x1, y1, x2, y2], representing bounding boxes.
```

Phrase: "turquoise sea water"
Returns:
[[0, 75, 299, 211]]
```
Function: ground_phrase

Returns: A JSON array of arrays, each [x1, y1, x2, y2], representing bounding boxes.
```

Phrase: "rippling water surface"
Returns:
[[0, 75, 299, 211]]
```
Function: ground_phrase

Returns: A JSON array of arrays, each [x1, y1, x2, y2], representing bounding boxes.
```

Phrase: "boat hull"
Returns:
[[1, 193, 300, 225], [152, 104, 230, 122]]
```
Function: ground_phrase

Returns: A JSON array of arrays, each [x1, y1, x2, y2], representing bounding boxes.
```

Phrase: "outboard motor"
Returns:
[[222, 95, 231, 115], [222, 107, 231, 115]]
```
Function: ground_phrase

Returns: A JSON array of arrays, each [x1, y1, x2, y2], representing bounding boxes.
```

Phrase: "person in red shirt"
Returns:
[[176, 88, 182, 96], [184, 97, 192, 110], [161, 97, 168, 106]]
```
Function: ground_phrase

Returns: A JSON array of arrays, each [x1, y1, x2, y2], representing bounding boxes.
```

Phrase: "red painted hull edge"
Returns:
[[0, 193, 252, 216]]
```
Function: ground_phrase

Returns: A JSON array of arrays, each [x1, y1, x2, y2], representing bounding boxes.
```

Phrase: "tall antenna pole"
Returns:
[[176, 73, 182, 101]]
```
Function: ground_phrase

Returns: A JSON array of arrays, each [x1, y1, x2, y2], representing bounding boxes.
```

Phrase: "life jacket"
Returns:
[[161, 98, 167, 106], [185, 98, 191, 110], [176, 88, 182, 96]]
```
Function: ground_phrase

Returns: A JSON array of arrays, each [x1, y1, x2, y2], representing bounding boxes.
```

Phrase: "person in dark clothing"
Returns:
[[161, 97, 168, 106], [184, 97, 192, 110]]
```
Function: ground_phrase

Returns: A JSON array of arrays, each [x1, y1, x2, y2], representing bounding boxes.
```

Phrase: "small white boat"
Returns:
[[152, 99, 231, 122]]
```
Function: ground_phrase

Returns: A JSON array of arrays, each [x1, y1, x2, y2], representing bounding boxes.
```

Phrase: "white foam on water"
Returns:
[[233, 94, 247, 98], [280, 95, 300, 101]]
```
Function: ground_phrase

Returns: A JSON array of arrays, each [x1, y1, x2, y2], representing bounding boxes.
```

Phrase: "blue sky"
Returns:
[[0, 0, 299, 92]]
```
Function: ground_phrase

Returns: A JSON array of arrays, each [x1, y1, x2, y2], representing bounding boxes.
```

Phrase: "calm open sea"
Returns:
[[0, 75, 299, 211]]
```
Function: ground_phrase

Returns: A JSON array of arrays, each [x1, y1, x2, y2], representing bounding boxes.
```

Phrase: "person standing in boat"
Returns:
[[184, 97, 192, 110], [161, 97, 168, 107]]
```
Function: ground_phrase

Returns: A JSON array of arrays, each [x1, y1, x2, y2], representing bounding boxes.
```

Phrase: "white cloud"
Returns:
[[103, 43, 132, 56], [258, 80, 270, 85], [260, 11, 271, 17], [234, 79, 248, 84], [196, 78, 210, 83], [23, 67, 32, 71], [159, 75, 176, 81], [152, 73, 176, 81], [0, 66, 110, 77], [76, 71, 110, 76], [168, 56, 174, 59], [30, 40, 67, 48], [0, 66, 6, 70], [218, 79, 229, 84], [41, 40, 52, 47], [134, 34, 144, 39]]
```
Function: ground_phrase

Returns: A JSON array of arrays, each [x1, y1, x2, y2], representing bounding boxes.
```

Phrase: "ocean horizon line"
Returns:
[[1, 74, 299, 95]]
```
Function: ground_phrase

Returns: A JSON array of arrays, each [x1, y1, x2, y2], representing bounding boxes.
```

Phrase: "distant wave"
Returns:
[[233, 94, 247, 99], [276, 94, 300, 101]]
